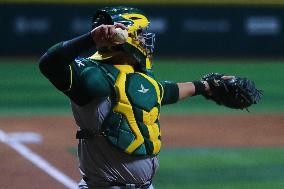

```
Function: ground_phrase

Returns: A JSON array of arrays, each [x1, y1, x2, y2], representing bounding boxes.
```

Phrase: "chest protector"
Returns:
[[100, 63, 162, 156]]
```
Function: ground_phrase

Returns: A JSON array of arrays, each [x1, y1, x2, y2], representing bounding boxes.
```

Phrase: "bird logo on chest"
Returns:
[[138, 84, 149, 94]]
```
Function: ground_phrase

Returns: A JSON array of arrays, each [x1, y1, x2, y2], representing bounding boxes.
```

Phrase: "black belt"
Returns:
[[76, 129, 105, 139], [83, 176, 151, 188], [111, 181, 152, 189]]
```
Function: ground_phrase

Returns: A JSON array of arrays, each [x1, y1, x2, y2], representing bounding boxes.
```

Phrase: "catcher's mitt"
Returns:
[[201, 73, 262, 110]]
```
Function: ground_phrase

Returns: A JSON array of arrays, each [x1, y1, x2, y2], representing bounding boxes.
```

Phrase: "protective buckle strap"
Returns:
[[111, 180, 152, 188], [126, 184, 136, 188]]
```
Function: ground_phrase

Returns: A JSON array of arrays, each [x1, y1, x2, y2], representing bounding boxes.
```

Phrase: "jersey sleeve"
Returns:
[[39, 32, 95, 92], [39, 42, 72, 91], [64, 58, 112, 106], [159, 81, 179, 105]]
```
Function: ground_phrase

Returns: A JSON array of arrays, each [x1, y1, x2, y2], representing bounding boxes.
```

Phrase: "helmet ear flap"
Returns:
[[92, 10, 113, 29]]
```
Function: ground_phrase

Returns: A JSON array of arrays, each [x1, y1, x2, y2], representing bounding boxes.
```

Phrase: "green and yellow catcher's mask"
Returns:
[[91, 6, 155, 75]]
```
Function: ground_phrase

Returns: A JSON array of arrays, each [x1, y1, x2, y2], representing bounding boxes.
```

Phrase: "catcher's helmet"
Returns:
[[91, 6, 155, 74]]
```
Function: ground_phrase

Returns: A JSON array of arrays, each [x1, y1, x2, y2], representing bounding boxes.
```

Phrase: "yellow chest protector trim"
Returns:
[[138, 73, 161, 154], [112, 65, 162, 155]]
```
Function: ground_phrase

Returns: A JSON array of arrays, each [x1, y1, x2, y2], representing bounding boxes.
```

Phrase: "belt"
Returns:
[[76, 129, 105, 139], [82, 176, 151, 189], [110, 181, 152, 189]]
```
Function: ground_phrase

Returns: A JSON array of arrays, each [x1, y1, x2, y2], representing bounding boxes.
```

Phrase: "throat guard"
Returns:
[[100, 64, 163, 156]]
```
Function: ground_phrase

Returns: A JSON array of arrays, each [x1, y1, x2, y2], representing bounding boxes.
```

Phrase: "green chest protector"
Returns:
[[77, 58, 163, 156]]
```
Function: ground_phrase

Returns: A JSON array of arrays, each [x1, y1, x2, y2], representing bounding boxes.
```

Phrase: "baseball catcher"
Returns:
[[39, 6, 262, 189]]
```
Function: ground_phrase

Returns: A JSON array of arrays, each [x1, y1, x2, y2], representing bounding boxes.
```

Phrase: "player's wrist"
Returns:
[[192, 81, 211, 96], [192, 81, 205, 95]]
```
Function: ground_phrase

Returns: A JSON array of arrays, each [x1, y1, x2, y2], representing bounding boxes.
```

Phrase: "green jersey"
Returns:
[[67, 57, 179, 156]]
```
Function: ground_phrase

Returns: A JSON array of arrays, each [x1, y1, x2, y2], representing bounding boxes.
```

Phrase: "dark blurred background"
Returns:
[[1, 1, 284, 57]]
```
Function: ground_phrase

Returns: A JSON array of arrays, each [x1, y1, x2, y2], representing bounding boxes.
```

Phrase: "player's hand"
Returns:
[[91, 23, 127, 48], [204, 75, 234, 96]]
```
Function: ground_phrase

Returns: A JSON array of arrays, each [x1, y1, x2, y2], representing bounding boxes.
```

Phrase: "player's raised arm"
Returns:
[[38, 24, 127, 91], [38, 32, 95, 91]]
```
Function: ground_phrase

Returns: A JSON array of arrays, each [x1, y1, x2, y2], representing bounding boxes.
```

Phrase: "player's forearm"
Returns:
[[177, 81, 210, 100], [39, 32, 95, 72], [39, 23, 128, 75], [177, 82, 195, 100]]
